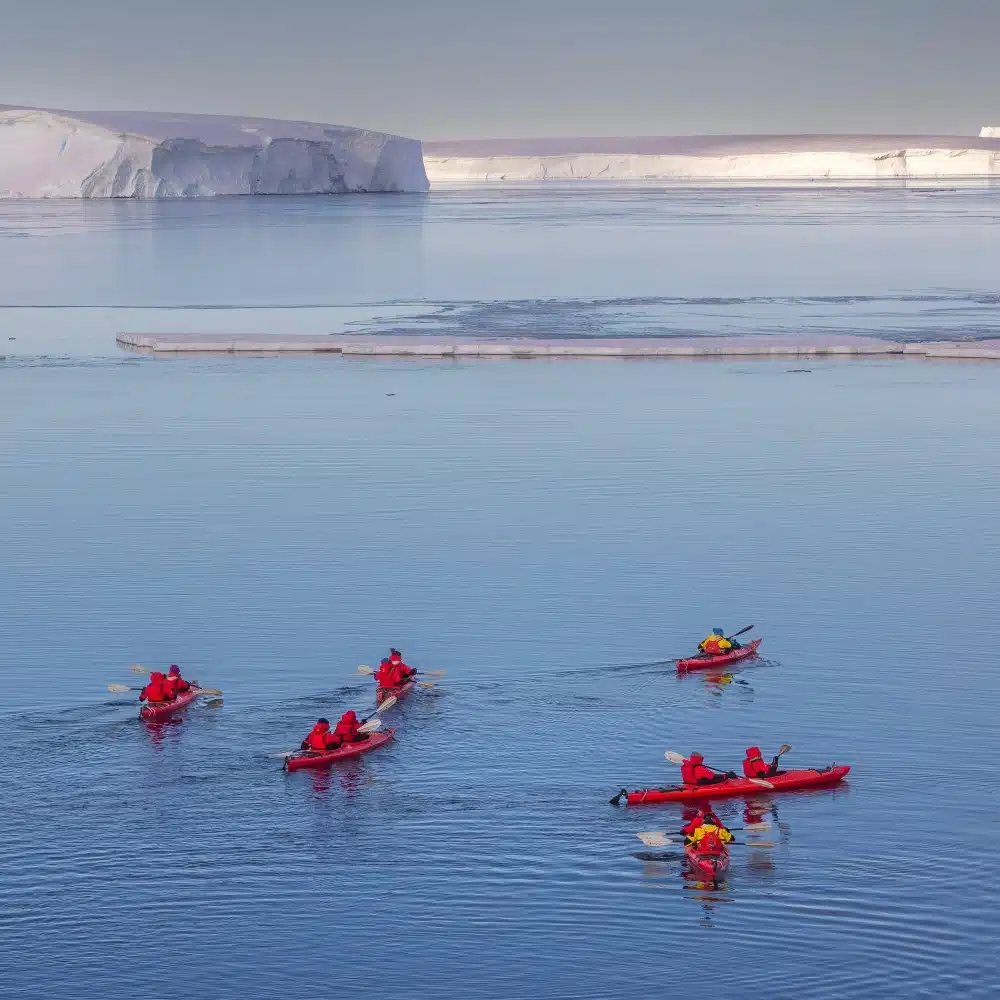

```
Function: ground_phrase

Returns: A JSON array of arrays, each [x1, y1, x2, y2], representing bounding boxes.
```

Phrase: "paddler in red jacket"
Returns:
[[681, 752, 736, 786], [332, 710, 369, 744], [164, 665, 193, 699], [743, 746, 783, 779], [139, 671, 174, 705], [387, 648, 415, 686], [301, 718, 337, 753]]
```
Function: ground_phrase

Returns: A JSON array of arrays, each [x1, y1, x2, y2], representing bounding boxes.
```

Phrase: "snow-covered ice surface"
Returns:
[[0, 106, 428, 197], [424, 134, 1000, 183]]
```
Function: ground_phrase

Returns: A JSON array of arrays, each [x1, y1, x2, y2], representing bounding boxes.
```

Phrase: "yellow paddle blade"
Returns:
[[417, 681, 435, 689]]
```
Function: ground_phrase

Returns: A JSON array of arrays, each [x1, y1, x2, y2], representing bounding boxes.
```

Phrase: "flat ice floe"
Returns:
[[424, 133, 1000, 183], [0, 106, 429, 197]]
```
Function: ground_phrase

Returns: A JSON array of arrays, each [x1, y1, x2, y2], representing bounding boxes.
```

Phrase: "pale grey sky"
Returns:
[[1, 0, 998, 139]]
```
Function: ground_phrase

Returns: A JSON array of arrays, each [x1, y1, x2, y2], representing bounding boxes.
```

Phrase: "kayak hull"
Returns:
[[677, 638, 762, 673], [139, 688, 201, 720], [685, 844, 729, 881], [284, 728, 395, 771], [624, 765, 851, 805], [376, 680, 416, 702]]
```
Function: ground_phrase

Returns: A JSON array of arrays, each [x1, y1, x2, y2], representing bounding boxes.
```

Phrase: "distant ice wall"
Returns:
[[424, 135, 1000, 184], [0, 107, 429, 197], [981, 126, 1000, 138]]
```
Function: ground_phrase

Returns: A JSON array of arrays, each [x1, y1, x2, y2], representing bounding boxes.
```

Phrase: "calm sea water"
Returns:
[[2, 190, 1000, 999]]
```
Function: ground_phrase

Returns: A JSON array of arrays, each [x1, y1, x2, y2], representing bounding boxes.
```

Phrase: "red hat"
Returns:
[[150, 671, 165, 680], [689, 752, 704, 763], [746, 746, 761, 757], [343, 710, 358, 723]]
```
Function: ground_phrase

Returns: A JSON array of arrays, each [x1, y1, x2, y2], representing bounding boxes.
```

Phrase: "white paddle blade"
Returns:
[[636, 832, 674, 848], [358, 719, 382, 734], [663, 750, 685, 764], [748, 778, 774, 789], [108, 683, 133, 694], [356, 665, 375, 675], [374, 695, 398, 713]]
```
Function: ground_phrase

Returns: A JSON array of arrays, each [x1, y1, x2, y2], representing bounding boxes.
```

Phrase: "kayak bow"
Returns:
[[684, 843, 730, 881]]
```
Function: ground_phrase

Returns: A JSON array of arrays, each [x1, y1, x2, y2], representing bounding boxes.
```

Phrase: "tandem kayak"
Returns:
[[677, 638, 762, 672], [685, 844, 729, 881], [139, 688, 202, 721], [619, 765, 850, 805], [284, 728, 395, 772]]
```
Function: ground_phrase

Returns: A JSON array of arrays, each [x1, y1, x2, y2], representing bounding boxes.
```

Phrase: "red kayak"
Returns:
[[284, 728, 395, 772], [619, 765, 850, 805], [139, 688, 201, 720], [685, 843, 730, 881], [677, 638, 762, 672]]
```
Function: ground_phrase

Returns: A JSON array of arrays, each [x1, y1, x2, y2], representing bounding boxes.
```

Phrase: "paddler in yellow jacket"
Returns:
[[698, 629, 733, 656], [682, 808, 734, 852]]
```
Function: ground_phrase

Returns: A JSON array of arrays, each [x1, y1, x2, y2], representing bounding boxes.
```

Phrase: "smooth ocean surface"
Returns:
[[2, 189, 999, 1000]]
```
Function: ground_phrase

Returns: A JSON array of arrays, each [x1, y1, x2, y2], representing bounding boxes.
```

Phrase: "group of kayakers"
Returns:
[[299, 649, 416, 756], [138, 665, 193, 705]]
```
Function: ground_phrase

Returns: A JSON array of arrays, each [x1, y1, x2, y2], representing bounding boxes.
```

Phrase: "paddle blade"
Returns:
[[358, 719, 382, 734], [108, 683, 134, 694], [194, 687, 222, 697], [417, 681, 435, 689], [748, 778, 774, 789], [777, 743, 792, 755], [664, 750, 685, 764], [130, 664, 150, 675], [742, 841, 777, 849], [423, 670, 447, 677], [743, 822, 771, 833], [374, 695, 398, 714], [356, 665, 375, 675], [636, 832, 675, 848]]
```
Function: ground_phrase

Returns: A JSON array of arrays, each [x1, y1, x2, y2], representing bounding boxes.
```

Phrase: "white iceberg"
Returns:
[[424, 134, 1000, 184], [0, 106, 428, 197]]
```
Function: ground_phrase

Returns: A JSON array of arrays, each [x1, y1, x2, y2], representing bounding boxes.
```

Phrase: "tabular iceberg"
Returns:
[[424, 134, 1000, 184], [0, 106, 428, 197]]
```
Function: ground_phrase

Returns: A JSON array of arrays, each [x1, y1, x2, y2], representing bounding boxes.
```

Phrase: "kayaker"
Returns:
[[680, 752, 735, 786], [301, 718, 337, 753], [374, 657, 395, 690], [332, 710, 369, 744], [743, 746, 783, 779], [164, 665, 192, 699], [685, 816, 734, 853], [387, 648, 416, 686], [139, 671, 174, 705], [698, 629, 734, 656]]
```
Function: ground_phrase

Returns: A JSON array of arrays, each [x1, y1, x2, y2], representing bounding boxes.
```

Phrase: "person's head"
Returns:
[[168, 665, 181, 677], [389, 649, 402, 661], [702, 808, 720, 825], [150, 671, 165, 681], [712, 628, 725, 636], [343, 710, 358, 724], [746, 746, 761, 759], [689, 752, 704, 764], [316, 718, 330, 731]]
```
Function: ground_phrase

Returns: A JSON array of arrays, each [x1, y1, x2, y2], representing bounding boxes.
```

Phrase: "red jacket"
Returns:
[[743, 754, 771, 778], [694, 829, 726, 854], [375, 661, 395, 689], [164, 674, 192, 698], [303, 722, 334, 752], [333, 711, 363, 743], [681, 757, 716, 785], [140, 673, 172, 703]]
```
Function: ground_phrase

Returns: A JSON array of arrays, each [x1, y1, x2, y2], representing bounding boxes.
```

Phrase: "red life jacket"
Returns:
[[743, 754, 770, 778], [164, 675, 192, 698], [681, 760, 715, 784], [304, 725, 332, 752], [375, 662, 395, 688], [697, 829, 725, 853], [333, 712, 361, 742], [140, 674, 172, 703], [388, 663, 412, 687]]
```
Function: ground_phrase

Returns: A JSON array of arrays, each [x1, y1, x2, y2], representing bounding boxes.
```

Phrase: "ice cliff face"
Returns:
[[0, 107, 428, 197], [424, 135, 1000, 183]]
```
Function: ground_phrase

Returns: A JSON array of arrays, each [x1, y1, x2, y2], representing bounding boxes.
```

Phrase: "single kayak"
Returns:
[[685, 844, 729, 881], [284, 728, 395, 772], [139, 687, 202, 721], [677, 638, 762, 673], [376, 679, 416, 702], [620, 765, 850, 805]]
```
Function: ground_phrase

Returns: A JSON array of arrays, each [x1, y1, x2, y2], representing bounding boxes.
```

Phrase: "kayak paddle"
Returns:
[[662, 750, 774, 790], [356, 664, 446, 678], [108, 683, 140, 693], [205, 698, 224, 708], [726, 625, 755, 642], [193, 687, 223, 697], [636, 833, 775, 848]]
